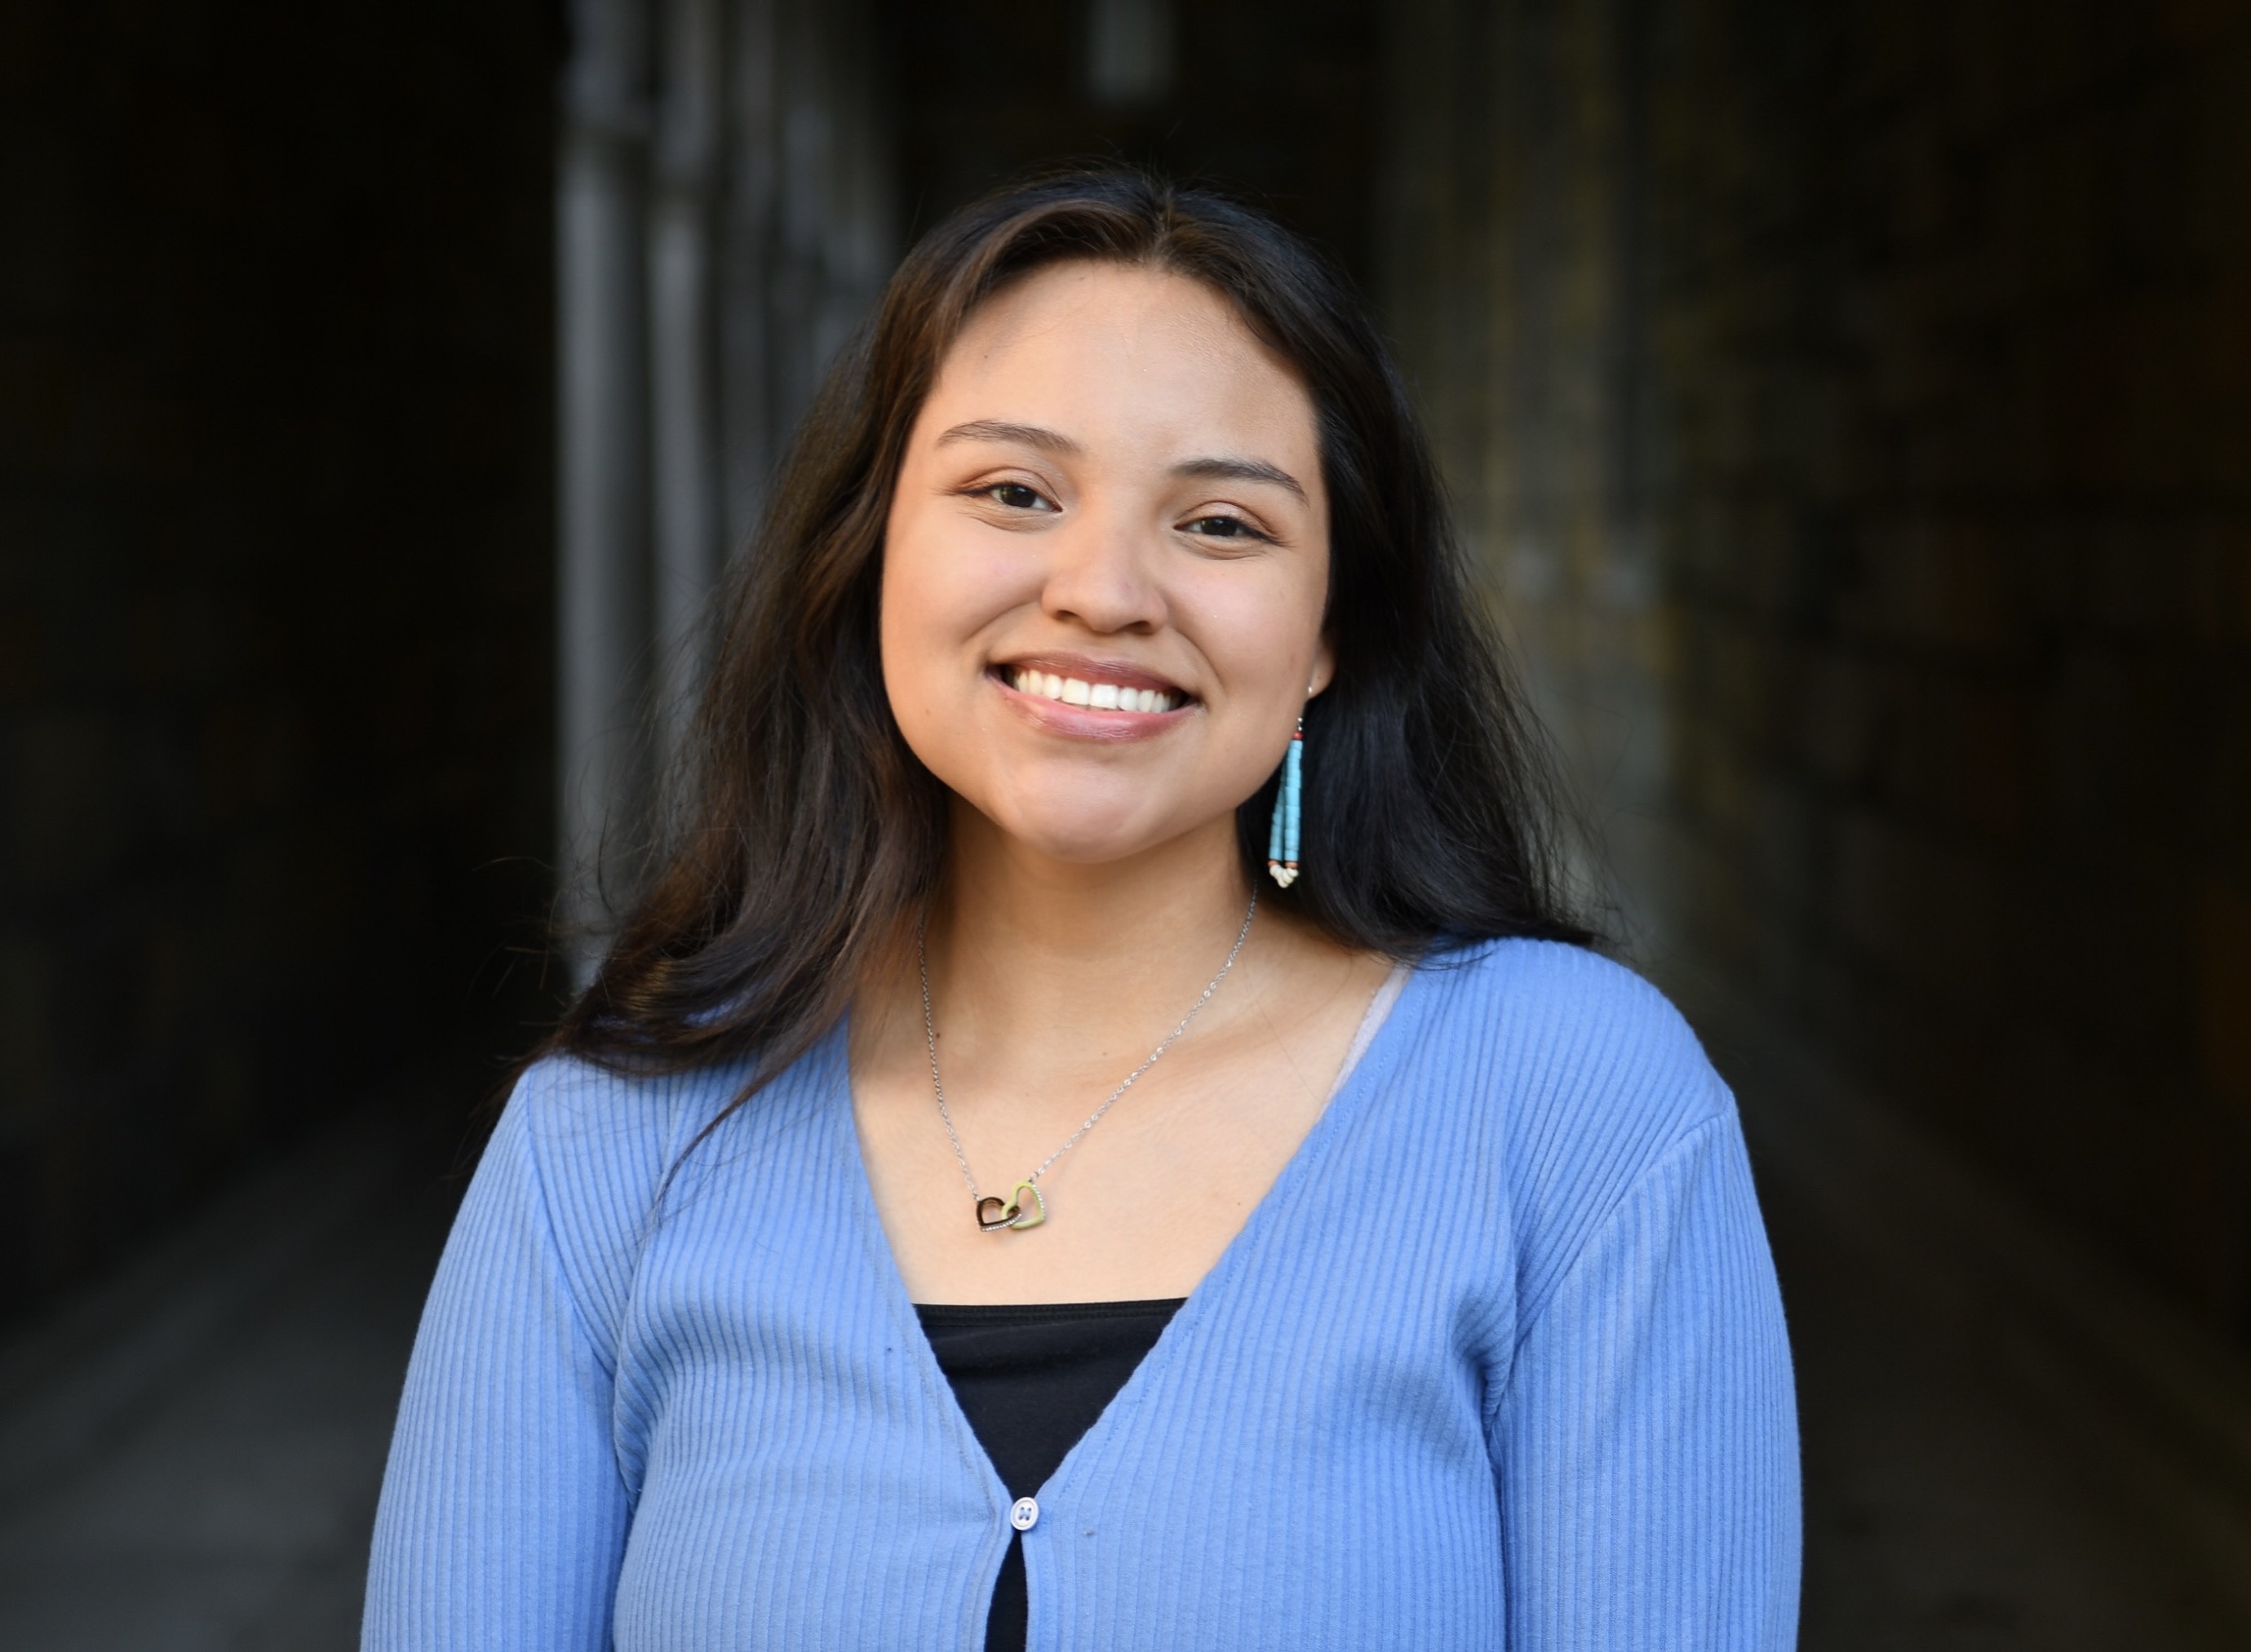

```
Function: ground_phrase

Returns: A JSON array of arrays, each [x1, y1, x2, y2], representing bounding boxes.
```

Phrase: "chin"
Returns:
[[976, 786, 1174, 865], [997, 813, 1155, 866]]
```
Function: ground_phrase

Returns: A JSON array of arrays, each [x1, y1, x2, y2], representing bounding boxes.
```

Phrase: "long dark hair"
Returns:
[[551, 167, 1593, 1097]]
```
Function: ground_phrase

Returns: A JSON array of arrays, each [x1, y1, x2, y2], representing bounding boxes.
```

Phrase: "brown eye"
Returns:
[[1184, 514, 1263, 540], [988, 483, 1047, 511]]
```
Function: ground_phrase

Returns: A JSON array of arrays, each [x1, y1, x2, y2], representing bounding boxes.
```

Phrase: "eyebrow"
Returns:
[[933, 419, 1083, 455], [934, 420, 1309, 504], [1169, 455, 1308, 503]]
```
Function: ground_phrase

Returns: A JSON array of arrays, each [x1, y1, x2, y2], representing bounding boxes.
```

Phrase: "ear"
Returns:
[[1305, 632, 1337, 699]]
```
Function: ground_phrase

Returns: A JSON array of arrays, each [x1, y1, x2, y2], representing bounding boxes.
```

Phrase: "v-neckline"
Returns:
[[829, 959, 1429, 1510]]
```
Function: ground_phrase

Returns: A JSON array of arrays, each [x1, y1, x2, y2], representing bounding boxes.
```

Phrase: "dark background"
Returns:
[[1, 0, 557, 1316], [2, 0, 2249, 1645]]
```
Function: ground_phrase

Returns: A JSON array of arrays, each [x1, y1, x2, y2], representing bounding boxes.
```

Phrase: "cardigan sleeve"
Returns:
[[361, 1083, 634, 1651], [1492, 1108, 1801, 1651]]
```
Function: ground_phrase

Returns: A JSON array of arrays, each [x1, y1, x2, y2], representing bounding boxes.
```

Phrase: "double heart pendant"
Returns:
[[975, 1180, 1048, 1233]]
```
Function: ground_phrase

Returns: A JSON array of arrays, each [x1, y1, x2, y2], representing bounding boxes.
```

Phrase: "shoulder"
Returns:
[[474, 1052, 756, 1350], [1411, 937, 1724, 1136], [498, 1050, 729, 1192], [1402, 938, 1739, 1290]]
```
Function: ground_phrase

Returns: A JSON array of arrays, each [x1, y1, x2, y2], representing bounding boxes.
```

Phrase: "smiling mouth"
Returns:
[[999, 666, 1187, 714]]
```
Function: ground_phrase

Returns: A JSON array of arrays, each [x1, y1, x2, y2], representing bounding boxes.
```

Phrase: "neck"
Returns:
[[920, 802, 1256, 1054]]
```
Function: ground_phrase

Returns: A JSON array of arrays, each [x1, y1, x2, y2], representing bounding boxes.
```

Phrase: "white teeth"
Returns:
[[1006, 671, 1178, 713]]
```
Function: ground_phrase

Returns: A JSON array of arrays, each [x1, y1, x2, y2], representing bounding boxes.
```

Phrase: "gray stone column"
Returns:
[[649, 0, 725, 777], [556, 0, 893, 985], [556, 0, 653, 982]]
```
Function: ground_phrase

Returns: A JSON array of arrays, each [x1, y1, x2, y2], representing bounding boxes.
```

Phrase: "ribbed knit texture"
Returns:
[[364, 939, 1800, 1650]]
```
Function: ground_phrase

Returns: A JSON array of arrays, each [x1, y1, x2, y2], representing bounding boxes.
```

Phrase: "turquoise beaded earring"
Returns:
[[1266, 715, 1303, 887]]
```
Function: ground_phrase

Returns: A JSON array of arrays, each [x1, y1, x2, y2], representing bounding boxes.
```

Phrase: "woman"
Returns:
[[366, 171, 1798, 1650]]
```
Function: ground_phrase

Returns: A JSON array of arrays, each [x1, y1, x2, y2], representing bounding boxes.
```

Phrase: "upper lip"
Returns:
[[992, 653, 1192, 698]]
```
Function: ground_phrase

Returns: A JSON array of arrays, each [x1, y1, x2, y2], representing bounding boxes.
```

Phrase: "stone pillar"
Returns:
[[556, 0, 894, 982], [1377, 0, 1676, 957], [650, 0, 726, 774], [716, 0, 896, 550], [556, 0, 654, 981]]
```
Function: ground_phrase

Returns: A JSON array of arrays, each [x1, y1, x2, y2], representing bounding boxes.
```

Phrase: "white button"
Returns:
[[1009, 1496, 1039, 1531]]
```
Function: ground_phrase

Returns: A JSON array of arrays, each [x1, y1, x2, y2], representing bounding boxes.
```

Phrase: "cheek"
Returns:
[[878, 516, 1026, 715], [1191, 562, 1327, 701], [881, 522, 963, 671], [877, 525, 947, 733]]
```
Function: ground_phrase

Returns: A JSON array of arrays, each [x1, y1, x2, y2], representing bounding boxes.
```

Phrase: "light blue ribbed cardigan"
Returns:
[[365, 939, 1799, 1649]]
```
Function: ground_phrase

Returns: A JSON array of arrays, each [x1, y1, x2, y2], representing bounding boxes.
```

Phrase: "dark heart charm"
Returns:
[[973, 1180, 1047, 1233]]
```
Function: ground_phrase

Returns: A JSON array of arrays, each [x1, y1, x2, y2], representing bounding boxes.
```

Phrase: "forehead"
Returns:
[[919, 261, 1317, 451]]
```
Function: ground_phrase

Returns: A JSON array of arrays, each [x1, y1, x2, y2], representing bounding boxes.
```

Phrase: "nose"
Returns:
[[1039, 501, 1167, 636]]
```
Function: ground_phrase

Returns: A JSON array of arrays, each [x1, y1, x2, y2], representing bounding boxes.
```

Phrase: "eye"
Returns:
[[979, 481, 1052, 512], [1181, 513, 1271, 543]]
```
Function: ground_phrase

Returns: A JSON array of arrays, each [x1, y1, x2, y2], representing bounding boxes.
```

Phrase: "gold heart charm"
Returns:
[[1004, 1180, 1046, 1230]]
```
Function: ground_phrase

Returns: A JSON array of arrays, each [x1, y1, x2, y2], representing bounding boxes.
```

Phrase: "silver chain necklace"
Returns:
[[917, 890, 1258, 1233]]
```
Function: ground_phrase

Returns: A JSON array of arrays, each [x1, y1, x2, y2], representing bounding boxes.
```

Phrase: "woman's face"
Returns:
[[881, 260, 1332, 868]]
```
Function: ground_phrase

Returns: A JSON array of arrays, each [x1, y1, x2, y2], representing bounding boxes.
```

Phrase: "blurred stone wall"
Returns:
[[0, 3, 558, 1322], [880, 0, 1380, 288], [1381, 0, 2251, 1336], [555, 0, 899, 969]]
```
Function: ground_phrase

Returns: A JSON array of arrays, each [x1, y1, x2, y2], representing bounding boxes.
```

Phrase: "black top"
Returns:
[[916, 1298, 1186, 1652]]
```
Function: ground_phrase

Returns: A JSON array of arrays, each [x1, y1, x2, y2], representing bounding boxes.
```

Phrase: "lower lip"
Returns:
[[991, 674, 1192, 742]]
